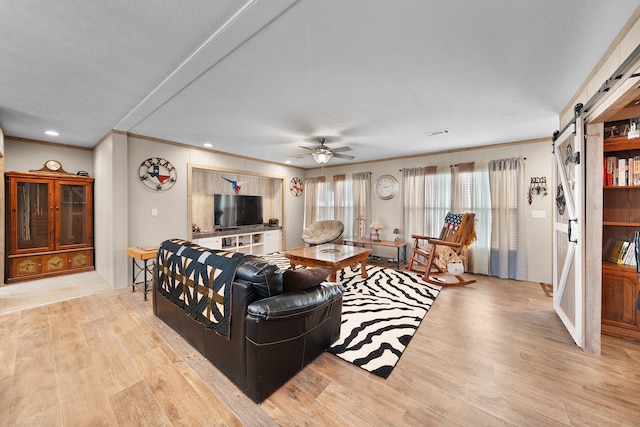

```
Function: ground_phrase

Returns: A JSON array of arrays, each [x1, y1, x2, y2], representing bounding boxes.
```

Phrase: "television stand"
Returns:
[[193, 227, 281, 255]]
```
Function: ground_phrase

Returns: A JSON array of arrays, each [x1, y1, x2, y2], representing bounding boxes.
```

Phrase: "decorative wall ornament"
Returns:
[[222, 176, 249, 194], [289, 177, 303, 196], [527, 176, 548, 205], [138, 157, 177, 191]]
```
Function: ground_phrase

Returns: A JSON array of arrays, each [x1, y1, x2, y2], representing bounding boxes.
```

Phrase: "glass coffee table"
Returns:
[[284, 243, 372, 282]]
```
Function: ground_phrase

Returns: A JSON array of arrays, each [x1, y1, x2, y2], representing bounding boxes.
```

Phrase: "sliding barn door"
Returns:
[[552, 111, 585, 348]]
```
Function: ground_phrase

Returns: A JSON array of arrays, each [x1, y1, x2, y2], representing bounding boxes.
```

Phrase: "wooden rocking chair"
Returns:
[[406, 212, 477, 286]]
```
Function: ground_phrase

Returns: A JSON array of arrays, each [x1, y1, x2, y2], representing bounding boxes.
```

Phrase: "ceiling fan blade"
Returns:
[[333, 153, 355, 160], [289, 153, 311, 158], [331, 146, 353, 153], [298, 145, 314, 151]]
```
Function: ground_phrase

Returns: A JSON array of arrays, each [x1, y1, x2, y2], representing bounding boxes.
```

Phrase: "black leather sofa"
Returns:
[[152, 239, 343, 403]]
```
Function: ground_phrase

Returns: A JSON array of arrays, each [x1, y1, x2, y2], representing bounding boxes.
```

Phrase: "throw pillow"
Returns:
[[283, 266, 332, 292]]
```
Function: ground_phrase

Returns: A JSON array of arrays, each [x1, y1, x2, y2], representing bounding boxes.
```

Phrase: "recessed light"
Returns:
[[203, 142, 213, 148], [45, 130, 59, 136], [425, 129, 450, 137], [285, 160, 292, 164]]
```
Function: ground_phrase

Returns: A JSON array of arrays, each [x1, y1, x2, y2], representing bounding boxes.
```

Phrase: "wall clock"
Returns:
[[290, 177, 303, 196], [138, 157, 177, 191], [375, 174, 398, 200]]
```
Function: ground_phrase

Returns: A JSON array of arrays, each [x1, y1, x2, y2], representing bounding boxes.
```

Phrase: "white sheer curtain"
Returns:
[[304, 173, 369, 237], [488, 158, 526, 279], [304, 176, 331, 227], [403, 167, 427, 241], [451, 162, 491, 275], [352, 172, 371, 237], [333, 174, 352, 237], [425, 165, 451, 237], [402, 166, 450, 241]]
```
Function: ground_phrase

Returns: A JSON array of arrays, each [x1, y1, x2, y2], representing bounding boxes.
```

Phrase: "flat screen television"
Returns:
[[214, 194, 263, 228]]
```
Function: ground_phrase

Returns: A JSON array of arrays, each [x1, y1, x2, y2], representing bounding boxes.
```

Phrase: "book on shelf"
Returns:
[[603, 155, 640, 186], [605, 156, 615, 186], [618, 157, 627, 186], [608, 240, 630, 264], [606, 239, 640, 266], [635, 231, 640, 272], [622, 242, 636, 266]]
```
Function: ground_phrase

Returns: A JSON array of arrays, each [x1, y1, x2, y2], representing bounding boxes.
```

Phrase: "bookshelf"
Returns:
[[602, 132, 640, 341]]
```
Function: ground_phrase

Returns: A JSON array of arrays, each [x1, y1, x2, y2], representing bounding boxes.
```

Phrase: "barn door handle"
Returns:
[[568, 219, 578, 244]]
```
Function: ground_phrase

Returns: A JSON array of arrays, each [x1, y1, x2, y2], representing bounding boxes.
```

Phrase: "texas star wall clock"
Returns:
[[290, 177, 303, 196], [138, 157, 177, 191]]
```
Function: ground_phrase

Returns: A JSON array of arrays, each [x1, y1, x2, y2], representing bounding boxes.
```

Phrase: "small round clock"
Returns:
[[375, 174, 399, 200], [45, 159, 62, 171], [290, 177, 303, 196], [138, 157, 177, 191]]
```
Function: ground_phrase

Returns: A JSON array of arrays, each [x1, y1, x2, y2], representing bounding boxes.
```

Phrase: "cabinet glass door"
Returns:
[[16, 181, 51, 250], [59, 183, 88, 246]]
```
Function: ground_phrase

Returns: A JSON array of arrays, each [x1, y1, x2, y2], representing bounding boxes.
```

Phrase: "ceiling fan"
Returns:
[[291, 136, 355, 164]]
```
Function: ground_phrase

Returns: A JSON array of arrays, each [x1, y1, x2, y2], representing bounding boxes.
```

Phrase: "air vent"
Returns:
[[425, 128, 450, 137]]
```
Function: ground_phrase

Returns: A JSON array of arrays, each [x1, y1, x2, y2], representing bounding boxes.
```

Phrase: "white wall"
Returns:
[[3, 139, 93, 175], [2, 135, 552, 285], [305, 139, 553, 284], [93, 133, 129, 289], [126, 135, 307, 253]]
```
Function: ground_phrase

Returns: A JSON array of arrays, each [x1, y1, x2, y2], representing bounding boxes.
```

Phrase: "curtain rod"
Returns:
[[398, 157, 527, 171]]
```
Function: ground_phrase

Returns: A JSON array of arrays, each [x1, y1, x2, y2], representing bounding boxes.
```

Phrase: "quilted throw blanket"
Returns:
[[156, 238, 244, 339]]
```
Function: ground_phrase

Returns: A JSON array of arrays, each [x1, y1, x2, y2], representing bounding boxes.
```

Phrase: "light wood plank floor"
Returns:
[[2, 275, 640, 426]]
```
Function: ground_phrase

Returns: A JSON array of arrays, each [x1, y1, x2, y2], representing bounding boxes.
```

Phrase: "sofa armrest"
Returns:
[[244, 281, 343, 402], [247, 283, 343, 320]]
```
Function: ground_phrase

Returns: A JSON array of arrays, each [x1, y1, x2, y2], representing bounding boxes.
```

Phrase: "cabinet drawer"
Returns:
[[10, 256, 43, 278], [68, 250, 93, 269], [43, 253, 67, 273]]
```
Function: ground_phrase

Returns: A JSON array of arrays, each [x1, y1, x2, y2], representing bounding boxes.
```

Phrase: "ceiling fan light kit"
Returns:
[[292, 136, 355, 165], [312, 150, 333, 164]]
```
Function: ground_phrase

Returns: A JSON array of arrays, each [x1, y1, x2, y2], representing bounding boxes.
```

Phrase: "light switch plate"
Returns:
[[531, 210, 546, 219], [151, 208, 158, 217]]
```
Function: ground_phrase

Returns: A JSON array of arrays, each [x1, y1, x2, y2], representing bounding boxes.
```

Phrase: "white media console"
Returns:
[[194, 228, 281, 255]]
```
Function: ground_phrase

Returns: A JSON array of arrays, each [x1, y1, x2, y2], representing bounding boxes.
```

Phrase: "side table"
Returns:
[[342, 237, 407, 269], [126, 246, 158, 300]]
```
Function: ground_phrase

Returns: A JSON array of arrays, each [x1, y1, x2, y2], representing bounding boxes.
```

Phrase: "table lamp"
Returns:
[[370, 217, 383, 242]]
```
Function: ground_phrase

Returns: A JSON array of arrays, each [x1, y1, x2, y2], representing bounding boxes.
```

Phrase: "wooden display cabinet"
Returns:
[[5, 171, 94, 283], [601, 134, 640, 340]]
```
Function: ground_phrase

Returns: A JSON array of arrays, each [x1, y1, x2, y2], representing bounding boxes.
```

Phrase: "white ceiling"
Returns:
[[2, 0, 640, 168]]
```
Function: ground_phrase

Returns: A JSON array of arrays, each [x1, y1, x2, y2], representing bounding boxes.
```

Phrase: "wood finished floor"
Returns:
[[2, 274, 640, 426]]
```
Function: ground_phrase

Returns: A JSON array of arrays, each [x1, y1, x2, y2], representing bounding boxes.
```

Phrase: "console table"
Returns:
[[342, 237, 407, 269], [126, 246, 157, 300]]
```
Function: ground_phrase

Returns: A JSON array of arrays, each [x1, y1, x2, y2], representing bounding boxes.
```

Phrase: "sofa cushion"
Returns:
[[234, 255, 283, 299], [283, 266, 332, 293]]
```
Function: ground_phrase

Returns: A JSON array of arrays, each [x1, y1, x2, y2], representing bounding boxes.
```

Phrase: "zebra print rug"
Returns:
[[259, 253, 441, 378]]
